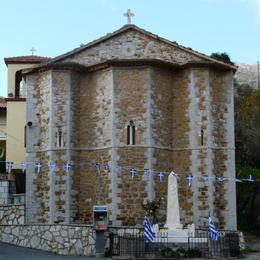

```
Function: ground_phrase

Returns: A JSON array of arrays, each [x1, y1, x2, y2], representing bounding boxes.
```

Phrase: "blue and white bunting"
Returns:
[[187, 175, 193, 187], [64, 162, 72, 172], [144, 169, 151, 180], [130, 168, 137, 180], [35, 162, 42, 174], [247, 175, 254, 182], [116, 166, 122, 174], [20, 162, 27, 173], [79, 162, 85, 170], [104, 163, 110, 172], [202, 175, 209, 182], [3, 159, 260, 184], [94, 162, 100, 173], [49, 162, 57, 172], [158, 172, 164, 182], [217, 177, 225, 183], [6, 161, 13, 174]]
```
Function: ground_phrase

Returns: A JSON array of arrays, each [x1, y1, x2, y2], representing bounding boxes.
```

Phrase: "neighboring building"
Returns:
[[24, 24, 237, 230], [0, 97, 7, 174], [4, 56, 50, 186]]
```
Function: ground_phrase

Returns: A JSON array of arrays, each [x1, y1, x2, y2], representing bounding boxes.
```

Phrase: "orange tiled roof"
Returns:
[[4, 55, 51, 65]]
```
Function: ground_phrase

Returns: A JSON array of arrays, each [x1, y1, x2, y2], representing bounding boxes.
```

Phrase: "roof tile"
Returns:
[[4, 55, 51, 65]]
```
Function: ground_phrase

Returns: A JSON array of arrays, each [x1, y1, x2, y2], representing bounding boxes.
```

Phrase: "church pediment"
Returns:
[[46, 25, 236, 71]]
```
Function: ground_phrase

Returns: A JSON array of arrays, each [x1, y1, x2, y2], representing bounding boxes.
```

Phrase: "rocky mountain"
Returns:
[[235, 63, 259, 89]]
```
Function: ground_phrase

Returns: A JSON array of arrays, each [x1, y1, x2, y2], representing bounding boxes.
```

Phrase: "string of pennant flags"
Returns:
[[3, 160, 259, 185]]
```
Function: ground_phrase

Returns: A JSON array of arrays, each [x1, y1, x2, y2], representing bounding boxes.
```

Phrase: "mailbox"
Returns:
[[93, 205, 108, 230]]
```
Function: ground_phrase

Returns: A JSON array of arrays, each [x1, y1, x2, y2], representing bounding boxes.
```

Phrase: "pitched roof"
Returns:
[[4, 55, 51, 65], [46, 24, 237, 71], [0, 97, 7, 108]]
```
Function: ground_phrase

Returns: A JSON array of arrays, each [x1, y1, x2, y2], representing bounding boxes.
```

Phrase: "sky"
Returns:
[[0, 0, 259, 97]]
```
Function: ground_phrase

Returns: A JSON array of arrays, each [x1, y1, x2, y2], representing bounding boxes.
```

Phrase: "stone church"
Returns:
[[23, 24, 237, 230]]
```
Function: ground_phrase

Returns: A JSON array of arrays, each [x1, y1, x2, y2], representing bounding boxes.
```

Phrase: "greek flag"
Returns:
[[144, 216, 156, 242], [208, 216, 218, 241]]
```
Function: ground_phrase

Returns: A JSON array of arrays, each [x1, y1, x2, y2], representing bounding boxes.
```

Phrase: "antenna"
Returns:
[[257, 61, 259, 89]]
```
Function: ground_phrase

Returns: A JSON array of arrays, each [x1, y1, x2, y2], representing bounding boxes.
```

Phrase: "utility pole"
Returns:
[[257, 61, 260, 89]]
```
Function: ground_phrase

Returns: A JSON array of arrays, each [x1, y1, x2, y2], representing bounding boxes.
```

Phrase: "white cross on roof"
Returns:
[[124, 9, 134, 24]]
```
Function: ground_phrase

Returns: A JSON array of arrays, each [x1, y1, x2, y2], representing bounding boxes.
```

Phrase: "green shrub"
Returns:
[[186, 248, 202, 258]]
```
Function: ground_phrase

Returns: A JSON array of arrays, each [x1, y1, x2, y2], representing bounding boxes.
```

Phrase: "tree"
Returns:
[[210, 52, 234, 65], [235, 89, 260, 233], [235, 89, 260, 167], [142, 199, 161, 223], [235, 82, 254, 98]]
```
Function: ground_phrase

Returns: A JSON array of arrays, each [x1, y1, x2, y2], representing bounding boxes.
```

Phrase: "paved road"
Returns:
[[0, 242, 106, 260], [1, 242, 260, 259], [246, 253, 260, 260]]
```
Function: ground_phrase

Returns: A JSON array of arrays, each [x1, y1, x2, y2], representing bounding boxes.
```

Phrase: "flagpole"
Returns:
[[208, 212, 212, 258]]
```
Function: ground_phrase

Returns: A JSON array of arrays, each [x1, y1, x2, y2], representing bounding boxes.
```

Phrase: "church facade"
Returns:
[[24, 24, 237, 230]]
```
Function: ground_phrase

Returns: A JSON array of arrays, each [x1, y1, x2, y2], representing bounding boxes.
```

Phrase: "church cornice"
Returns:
[[22, 62, 88, 75], [86, 59, 235, 72], [23, 58, 235, 76]]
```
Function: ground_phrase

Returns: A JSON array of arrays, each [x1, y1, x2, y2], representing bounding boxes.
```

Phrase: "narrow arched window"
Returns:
[[24, 125, 27, 148], [200, 128, 204, 146], [127, 120, 135, 145], [56, 129, 64, 148], [15, 71, 22, 97]]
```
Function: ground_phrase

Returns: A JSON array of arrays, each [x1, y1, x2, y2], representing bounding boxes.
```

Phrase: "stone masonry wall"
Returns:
[[210, 70, 236, 230], [26, 64, 236, 230], [151, 67, 174, 221], [25, 27, 236, 230], [0, 224, 95, 256], [0, 204, 24, 225], [79, 69, 112, 148], [78, 149, 111, 223], [51, 71, 72, 224], [70, 72, 81, 223], [63, 29, 204, 66], [26, 71, 52, 223], [172, 69, 193, 225], [77, 69, 112, 223], [188, 69, 215, 228], [113, 67, 148, 225], [26, 70, 82, 224]]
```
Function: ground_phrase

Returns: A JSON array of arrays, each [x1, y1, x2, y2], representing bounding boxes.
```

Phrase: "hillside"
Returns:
[[235, 63, 259, 89]]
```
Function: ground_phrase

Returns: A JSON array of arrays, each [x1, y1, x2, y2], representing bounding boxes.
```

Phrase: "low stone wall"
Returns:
[[0, 224, 95, 256], [0, 204, 25, 225]]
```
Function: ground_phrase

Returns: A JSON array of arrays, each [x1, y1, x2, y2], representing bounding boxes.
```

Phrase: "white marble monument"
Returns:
[[159, 172, 195, 242], [165, 172, 183, 230]]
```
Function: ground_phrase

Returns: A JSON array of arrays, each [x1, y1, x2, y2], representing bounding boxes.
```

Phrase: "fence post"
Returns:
[[109, 232, 114, 254]]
